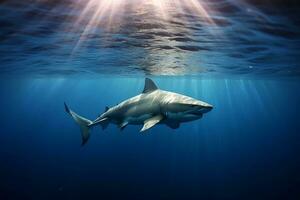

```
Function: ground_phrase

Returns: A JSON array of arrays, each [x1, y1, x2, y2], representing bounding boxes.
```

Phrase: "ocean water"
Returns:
[[0, 0, 300, 199]]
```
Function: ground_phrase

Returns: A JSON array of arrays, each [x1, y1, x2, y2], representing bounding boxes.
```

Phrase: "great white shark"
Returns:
[[65, 78, 213, 145]]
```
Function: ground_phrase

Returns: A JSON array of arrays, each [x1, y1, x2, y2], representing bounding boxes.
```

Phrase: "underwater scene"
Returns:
[[0, 0, 300, 199]]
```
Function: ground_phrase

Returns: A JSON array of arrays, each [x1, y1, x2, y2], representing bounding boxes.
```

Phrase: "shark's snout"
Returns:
[[194, 102, 213, 114], [201, 104, 213, 113], [185, 103, 213, 116]]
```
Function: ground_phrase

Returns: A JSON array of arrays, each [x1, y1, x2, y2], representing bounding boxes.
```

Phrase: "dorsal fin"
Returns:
[[104, 106, 109, 112], [142, 78, 158, 93]]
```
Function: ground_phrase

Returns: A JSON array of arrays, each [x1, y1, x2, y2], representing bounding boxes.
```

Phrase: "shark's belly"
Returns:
[[126, 114, 153, 124], [123, 102, 160, 124]]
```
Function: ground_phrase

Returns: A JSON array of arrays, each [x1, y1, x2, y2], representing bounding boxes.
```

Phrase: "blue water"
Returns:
[[1, 0, 300, 199], [1, 77, 300, 199]]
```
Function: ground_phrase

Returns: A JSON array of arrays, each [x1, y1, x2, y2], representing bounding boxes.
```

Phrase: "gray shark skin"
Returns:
[[65, 78, 213, 145]]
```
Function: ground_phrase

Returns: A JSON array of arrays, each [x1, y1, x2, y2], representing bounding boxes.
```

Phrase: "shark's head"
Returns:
[[143, 78, 213, 120], [189, 99, 213, 114], [163, 92, 213, 119]]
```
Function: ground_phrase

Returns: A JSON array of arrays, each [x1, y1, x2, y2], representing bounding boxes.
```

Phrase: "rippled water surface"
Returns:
[[0, 0, 299, 77]]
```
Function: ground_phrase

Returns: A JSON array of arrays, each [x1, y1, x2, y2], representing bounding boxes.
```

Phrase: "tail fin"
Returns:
[[64, 102, 92, 146]]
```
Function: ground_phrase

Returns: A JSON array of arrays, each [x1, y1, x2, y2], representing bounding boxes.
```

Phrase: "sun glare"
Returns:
[[72, 0, 215, 39]]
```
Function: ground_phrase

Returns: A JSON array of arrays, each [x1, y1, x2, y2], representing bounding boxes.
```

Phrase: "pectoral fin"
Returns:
[[140, 115, 163, 132], [119, 121, 128, 131]]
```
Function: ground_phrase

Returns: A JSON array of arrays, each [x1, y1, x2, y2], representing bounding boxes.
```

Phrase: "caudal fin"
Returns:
[[64, 102, 92, 146]]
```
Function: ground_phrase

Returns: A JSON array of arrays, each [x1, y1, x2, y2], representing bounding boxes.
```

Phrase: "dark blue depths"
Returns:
[[0, 77, 300, 200]]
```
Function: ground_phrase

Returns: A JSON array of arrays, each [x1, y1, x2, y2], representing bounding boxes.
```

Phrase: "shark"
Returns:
[[64, 78, 213, 145]]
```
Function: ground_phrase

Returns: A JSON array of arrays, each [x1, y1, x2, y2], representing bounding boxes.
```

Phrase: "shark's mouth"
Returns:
[[189, 106, 212, 115], [189, 110, 203, 116]]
